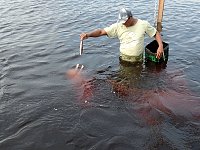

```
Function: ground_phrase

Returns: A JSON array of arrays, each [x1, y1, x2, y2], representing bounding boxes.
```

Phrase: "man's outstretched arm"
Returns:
[[80, 29, 107, 40]]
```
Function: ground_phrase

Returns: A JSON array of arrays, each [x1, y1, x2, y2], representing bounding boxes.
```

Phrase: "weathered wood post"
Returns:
[[157, 0, 165, 32]]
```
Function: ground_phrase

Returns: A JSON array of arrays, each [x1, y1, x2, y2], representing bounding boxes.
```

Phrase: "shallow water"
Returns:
[[0, 0, 200, 150]]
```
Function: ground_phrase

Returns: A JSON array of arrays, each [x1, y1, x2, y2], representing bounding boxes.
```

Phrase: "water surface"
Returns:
[[0, 0, 200, 149]]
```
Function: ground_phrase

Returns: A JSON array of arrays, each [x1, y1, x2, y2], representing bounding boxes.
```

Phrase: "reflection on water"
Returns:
[[109, 59, 167, 95], [66, 64, 95, 105], [108, 60, 200, 122], [65, 58, 200, 149]]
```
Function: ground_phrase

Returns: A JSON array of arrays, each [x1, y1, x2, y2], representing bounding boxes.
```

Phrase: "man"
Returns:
[[80, 8, 164, 63]]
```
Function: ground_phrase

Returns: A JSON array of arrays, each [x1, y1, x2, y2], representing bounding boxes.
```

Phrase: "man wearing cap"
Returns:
[[80, 8, 164, 63]]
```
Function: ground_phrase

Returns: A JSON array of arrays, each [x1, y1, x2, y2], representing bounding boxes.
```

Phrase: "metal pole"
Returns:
[[157, 0, 165, 32]]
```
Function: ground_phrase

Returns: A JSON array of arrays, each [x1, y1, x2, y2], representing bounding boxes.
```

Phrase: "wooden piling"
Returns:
[[157, 0, 165, 32]]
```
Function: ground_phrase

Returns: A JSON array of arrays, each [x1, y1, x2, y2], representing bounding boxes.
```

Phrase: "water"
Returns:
[[0, 0, 200, 149]]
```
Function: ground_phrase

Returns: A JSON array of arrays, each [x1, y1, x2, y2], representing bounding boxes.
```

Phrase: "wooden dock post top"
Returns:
[[157, 0, 165, 32]]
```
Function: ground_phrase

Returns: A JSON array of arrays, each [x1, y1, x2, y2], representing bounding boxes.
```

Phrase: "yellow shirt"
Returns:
[[104, 19, 157, 56]]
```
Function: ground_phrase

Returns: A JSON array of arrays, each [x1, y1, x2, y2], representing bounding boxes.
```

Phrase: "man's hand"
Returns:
[[156, 46, 164, 59], [80, 33, 88, 41], [80, 29, 107, 41]]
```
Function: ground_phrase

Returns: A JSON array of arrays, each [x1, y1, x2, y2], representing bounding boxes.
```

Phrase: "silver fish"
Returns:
[[80, 40, 83, 55]]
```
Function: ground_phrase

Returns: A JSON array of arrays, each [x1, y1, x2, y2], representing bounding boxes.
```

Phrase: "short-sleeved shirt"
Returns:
[[104, 19, 156, 57]]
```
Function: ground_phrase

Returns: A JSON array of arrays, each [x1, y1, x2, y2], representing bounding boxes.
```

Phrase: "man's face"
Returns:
[[123, 17, 131, 27]]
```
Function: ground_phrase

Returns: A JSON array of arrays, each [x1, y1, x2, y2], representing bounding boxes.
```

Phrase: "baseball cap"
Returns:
[[118, 8, 132, 23]]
